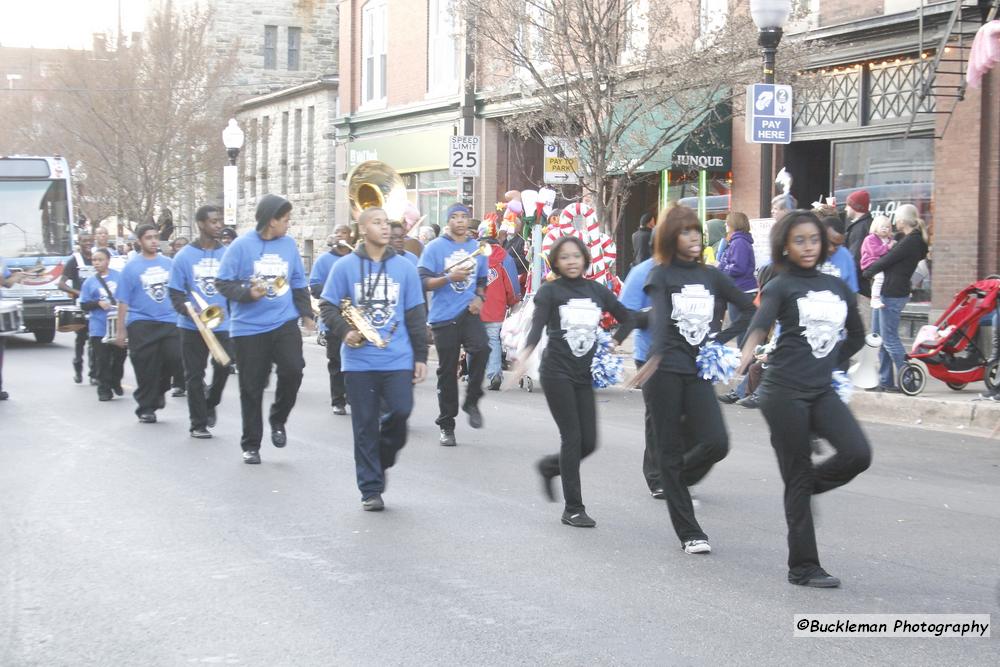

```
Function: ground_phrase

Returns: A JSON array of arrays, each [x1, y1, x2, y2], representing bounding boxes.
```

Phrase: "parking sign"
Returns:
[[745, 83, 793, 144]]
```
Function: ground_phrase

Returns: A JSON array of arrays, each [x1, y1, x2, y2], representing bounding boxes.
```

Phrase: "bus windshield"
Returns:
[[0, 179, 72, 257]]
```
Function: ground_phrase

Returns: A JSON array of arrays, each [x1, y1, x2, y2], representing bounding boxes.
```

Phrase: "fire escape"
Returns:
[[905, 0, 1000, 139]]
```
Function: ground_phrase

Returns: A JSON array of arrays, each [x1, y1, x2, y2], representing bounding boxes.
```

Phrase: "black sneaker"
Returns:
[[73, 366, 83, 384], [113, 384, 124, 397], [332, 404, 347, 415], [98, 392, 112, 402], [171, 387, 186, 397], [718, 390, 740, 404], [488, 375, 502, 391], [789, 568, 841, 588], [206, 407, 217, 428], [271, 426, 287, 448], [439, 429, 457, 447], [190, 427, 212, 439], [561, 510, 596, 528], [0, 390, 9, 400], [463, 404, 484, 429], [737, 393, 760, 409], [138, 412, 156, 424], [242, 450, 261, 464], [650, 488, 665, 499], [362, 494, 385, 512], [537, 460, 555, 502]]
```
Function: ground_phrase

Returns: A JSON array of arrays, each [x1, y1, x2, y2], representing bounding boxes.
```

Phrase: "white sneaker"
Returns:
[[683, 539, 712, 554]]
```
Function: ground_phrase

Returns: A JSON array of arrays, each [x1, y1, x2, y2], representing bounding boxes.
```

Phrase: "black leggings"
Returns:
[[539, 378, 597, 514], [758, 383, 871, 581], [647, 371, 729, 544]]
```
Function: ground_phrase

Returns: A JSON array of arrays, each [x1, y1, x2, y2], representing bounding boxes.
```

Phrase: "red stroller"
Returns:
[[899, 277, 1000, 396]]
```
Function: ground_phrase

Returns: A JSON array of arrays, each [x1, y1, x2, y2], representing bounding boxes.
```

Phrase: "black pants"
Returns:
[[431, 310, 488, 431], [73, 328, 94, 379], [90, 336, 126, 396], [126, 320, 180, 416], [539, 378, 597, 514], [758, 383, 871, 582], [180, 328, 232, 430], [0, 336, 5, 392], [636, 359, 660, 491], [233, 319, 304, 451], [326, 333, 347, 408], [647, 370, 730, 544], [345, 370, 413, 500]]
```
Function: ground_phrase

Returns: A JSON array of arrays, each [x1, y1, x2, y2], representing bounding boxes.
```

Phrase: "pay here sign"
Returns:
[[745, 83, 793, 144]]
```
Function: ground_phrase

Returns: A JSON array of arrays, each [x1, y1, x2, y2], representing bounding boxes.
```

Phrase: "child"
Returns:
[[861, 216, 894, 308], [79, 248, 127, 401]]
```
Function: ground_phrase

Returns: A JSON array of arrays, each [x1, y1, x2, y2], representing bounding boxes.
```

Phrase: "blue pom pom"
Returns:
[[695, 341, 740, 385], [591, 331, 624, 388], [831, 370, 853, 404]]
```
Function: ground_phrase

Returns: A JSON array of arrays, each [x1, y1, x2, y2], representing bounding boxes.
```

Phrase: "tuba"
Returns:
[[340, 298, 394, 349], [348, 160, 408, 221]]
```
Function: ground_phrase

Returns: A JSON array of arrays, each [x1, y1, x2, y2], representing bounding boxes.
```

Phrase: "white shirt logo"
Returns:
[[253, 253, 290, 299], [671, 284, 714, 346], [353, 274, 400, 329], [193, 257, 220, 296], [559, 298, 602, 357], [818, 261, 842, 279], [140, 266, 170, 303], [797, 290, 847, 358], [443, 249, 476, 293]]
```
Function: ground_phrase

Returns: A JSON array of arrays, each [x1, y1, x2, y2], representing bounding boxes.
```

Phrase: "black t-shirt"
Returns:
[[525, 276, 632, 385], [643, 259, 755, 375], [63, 253, 95, 291], [748, 265, 865, 392]]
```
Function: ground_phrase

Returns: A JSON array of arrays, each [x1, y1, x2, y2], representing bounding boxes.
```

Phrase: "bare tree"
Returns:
[[463, 0, 810, 229], [1, 4, 236, 231]]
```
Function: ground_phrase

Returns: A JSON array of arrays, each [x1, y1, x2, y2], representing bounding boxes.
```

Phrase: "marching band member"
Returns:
[[114, 224, 180, 423], [511, 235, 634, 528], [389, 222, 420, 266], [738, 210, 870, 588], [216, 195, 315, 464], [0, 257, 25, 401], [168, 205, 231, 439], [417, 203, 490, 447], [79, 248, 125, 401], [309, 224, 353, 415], [58, 232, 95, 384], [634, 206, 755, 555], [319, 207, 428, 511]]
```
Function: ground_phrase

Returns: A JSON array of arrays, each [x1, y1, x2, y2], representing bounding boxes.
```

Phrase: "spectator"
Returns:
[[418, 226, 436, 246], [220, 227, 237, 246], [703, 218, 726, 266], [844, 189, 874, 320], [770, 192, 797, 221], [818, 216, 859, 292], [861, 216, 894, 308], [631, 213, 653, 268], [717, 212, 757, 338]]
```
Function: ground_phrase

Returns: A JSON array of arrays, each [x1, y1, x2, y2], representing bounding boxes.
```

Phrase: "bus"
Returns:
[[0, 156, 77, 343]]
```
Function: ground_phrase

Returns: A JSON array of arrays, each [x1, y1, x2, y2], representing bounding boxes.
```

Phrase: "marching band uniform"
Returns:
[[116, 252, 179, 421], [168, 240, 231, 437], [320, 243, 428, 509], [216, 195, 313, 462], [309, 245, 351, 413], [643, 257, 754, 553], [61, 249, 96, 383], [79, 266, 125, 401]]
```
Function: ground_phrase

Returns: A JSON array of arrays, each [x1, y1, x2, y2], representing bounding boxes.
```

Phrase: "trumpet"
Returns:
[[251, 275, 288, 296], [443, 241, 490, 274], [184, 292, 231, 367], [340, 298, 395, 349]]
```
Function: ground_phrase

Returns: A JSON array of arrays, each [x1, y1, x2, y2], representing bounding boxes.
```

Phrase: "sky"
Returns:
[[0, 0, 147, 50]]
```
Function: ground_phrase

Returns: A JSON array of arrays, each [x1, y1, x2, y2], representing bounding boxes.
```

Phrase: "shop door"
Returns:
[[783, 139, 831, 210]]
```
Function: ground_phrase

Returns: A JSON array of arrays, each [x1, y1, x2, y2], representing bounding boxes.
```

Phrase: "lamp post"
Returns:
[[750, 0, 792, 219], [222, 118, 245, 228]]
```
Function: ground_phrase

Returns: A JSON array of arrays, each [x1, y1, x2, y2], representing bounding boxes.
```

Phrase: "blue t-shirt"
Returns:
[[322, 251, 425, 372], [620, 258, 654, 363], [418, 236, 489, 324], [819, 246, 860, 292], [217, 231, 308, 337], [80, 269, 122, 337], [402, 250, 419, 266], [309, 250, 348, 333], [168, 243, 228, 332], [116, 255, 176, 325], [1, 257, 9, 280]]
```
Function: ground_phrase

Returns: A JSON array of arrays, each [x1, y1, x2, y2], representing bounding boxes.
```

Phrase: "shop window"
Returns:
[[667, 171, 731, 221], [405, 169, 459, 225]]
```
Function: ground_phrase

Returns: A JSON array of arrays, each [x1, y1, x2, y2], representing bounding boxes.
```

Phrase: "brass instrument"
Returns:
[[443, 241, 490, 274], [251, 275, 288, 296], [336, 239, 356, 252], [191, 292, 223, 330], [347, 160, 408, 220], [185, 292, 231, 366], [340, 298, 395, 349]]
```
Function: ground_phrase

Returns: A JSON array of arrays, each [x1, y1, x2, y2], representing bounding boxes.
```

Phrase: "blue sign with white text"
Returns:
[[746, 83, 793, 145]]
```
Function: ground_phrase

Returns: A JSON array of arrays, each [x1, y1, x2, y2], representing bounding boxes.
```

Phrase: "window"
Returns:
[[306, 106, 315, 192], [361, 1, 387, 105], [404, 170, 459, 225], [621, 0, 649, 65], [427, 0, 459, 94], [293, 108, 302, 193], [264, 25, 278, 69], [287, 27, 301, 71], [248, 119, 258, 199], [699, 0, 727, 40], [281, 111, 289, 193], [261, 116, 270, 192]]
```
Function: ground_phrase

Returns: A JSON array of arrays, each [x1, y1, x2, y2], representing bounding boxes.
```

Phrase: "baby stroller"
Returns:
[[898, 277, 1000, 396]]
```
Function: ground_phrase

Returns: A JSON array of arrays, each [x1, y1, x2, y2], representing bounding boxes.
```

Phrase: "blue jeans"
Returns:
[[344, 370, 414, 500], [483, 321, 504, 382], [874, 296, 909, 388]]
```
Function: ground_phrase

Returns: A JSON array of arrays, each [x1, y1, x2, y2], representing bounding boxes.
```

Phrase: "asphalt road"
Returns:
[[1, 333, 998, 665]]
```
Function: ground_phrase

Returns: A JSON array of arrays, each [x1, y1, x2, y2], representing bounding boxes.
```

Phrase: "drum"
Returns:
[[102, 308, 122, 344], [55, 305, 87, 332], [0, 301, 24, 335]]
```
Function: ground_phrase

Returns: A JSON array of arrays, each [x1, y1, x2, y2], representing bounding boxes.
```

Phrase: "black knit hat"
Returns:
[[255, 194, 292, 231]]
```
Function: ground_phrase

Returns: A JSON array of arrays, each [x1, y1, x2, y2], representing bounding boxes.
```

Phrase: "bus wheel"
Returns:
[[33, 326, 56, 344]]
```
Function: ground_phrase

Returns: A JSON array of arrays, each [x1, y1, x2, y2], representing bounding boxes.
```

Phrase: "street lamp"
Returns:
[[222, 118, 245, 228], [750, 0, 792, 218]]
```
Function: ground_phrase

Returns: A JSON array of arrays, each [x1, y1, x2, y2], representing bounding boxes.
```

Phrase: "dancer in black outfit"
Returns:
[[738, 210, 871, 588], [512, 235, 634, 528], [632, 205, 755, 554]]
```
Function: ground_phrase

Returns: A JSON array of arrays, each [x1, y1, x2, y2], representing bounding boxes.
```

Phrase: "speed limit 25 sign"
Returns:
[[449, 135, 480, 177]]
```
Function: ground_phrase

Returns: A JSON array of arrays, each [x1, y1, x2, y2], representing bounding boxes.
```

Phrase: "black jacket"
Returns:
[[844, 212, 873, 297], [862, 230, 928, 299], [632, 227, 652, 266]]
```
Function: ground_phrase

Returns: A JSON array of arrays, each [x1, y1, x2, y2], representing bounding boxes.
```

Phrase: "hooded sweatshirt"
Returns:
[[717, 230, 757, 291], [481, 241, 519, 323]]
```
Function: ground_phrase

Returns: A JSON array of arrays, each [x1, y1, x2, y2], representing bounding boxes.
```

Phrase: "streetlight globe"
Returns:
[[222, 118, 245, 150], [750, 0, 792, 30]]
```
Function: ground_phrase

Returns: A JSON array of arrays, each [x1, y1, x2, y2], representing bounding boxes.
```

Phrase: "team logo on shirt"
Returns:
[[818, 261, 842, 279], [559, 298, 602, 357], [353, 275, 400, 329], [140, 266, 170, 303], [671, 284, 714, 346], [443, 249, 476, 293], [253, 253, 289, 299], [192, 257, 220, 296], [797, 290, 847, 358], [487, 266, 499, 286]]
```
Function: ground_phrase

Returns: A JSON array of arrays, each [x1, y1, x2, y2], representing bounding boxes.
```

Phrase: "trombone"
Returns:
[[443, 240, 490, 274], [184, 292, 231, 366]]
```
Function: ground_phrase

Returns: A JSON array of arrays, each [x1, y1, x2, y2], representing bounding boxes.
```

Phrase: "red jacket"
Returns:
[[481, 242, 518, 322]]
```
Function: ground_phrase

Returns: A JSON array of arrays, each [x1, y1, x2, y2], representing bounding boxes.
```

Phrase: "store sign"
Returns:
[[746, 83, 793, 144], [544, 137, 580, 184], [672, 153, 726, 169], [449, 135, 480, 177]]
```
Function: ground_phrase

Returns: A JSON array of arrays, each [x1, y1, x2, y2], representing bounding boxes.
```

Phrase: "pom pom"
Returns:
[[831, 370, 853, 404], [591, 330, 624, 388], [695, 340, 740, 385]]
